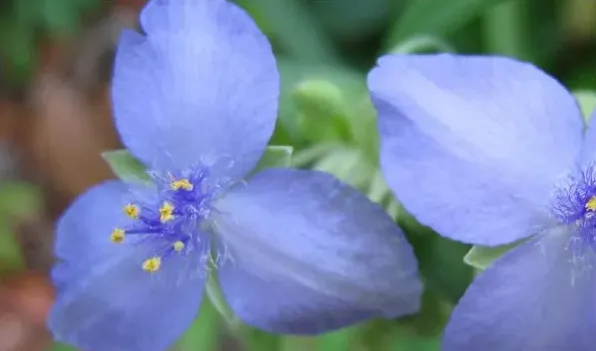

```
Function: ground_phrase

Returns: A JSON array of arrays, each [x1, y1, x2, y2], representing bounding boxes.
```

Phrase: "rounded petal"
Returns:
[[49, 181, 209, 350], [112, 0, 279, 180], [442, 228, 596, 351], [52, 180, 133, 288], [49, 243, 207, 351], [368, 54, 583, 246], [212, 169, 422, 334]]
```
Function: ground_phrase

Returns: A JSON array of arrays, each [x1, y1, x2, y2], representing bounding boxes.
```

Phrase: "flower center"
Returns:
[[109, 167, 216, 272], [552, 164, 596, 244]]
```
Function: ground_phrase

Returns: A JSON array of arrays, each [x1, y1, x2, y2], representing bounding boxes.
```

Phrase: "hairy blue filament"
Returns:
[[553, 164, 596, 245], [113, 165, 219, 270]]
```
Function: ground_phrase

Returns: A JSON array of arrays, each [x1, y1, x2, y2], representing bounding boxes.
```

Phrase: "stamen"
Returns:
[[586, 196, 596, 212], [123, 203, 140, 219], [142, 257, 161, 272], [173, 241, 185, 252], [159, 202, 175, 223], [171, 179, 194, 191], [110, 228, 125, 243]]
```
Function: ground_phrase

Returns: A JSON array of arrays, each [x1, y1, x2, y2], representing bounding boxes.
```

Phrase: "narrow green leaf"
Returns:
[[463, 241, 521, 270], [386, 0, 507, 50], [101, 150, 151, 183], [253, 145, 294, 172]]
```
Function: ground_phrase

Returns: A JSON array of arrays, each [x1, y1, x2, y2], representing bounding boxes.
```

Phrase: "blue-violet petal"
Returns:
[[368, 54, 583, 245], [112, 0, 279, 181], [212, 168, 422, 334], [442, 227, 596, 351]]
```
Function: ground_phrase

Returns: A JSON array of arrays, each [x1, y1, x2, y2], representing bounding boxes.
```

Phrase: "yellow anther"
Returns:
[[159, 202, 175, 223], [587, 196, 596, 212], [142, 257, 161, 273], [110, 228, 125, 243], [123, 203, 140, 219], [173, 241, 185, 252], [171, 179, 193, 191]]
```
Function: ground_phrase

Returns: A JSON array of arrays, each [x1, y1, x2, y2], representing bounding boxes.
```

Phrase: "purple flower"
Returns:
[[368, 53, 596, 350], [47, 1, 422, 350]]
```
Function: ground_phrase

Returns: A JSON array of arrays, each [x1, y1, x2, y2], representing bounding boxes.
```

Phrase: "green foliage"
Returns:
[[253, 145, 293, 172], [102, 150, 151, 184], [574, 90, 596, 123], [463, 242, 522, 271], [15, 0, 596, 349], [0, 182, 41, 272], [385, 0, 509, 50], [0, 0, 100, 87]]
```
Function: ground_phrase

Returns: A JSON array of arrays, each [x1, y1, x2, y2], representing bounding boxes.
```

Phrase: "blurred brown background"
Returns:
[[0, 1, 143, 349]]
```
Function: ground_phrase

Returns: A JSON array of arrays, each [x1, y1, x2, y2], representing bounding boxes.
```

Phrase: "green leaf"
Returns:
[[102, 150, 150, 183], [463, 241, 521, 270], [386, 0, 508, 50], [253, 145, 294, 172], [573, 90, 596, 123], [176, 299, 222, 351]]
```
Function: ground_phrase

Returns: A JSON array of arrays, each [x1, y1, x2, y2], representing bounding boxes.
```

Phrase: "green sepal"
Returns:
[[573, 90, 596, 123], [253, 145, 294, 172], [101, 150, 151, 183], [463, 241, 522, 271]]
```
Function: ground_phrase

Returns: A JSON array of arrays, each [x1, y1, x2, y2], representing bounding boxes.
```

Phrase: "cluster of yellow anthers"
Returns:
[[586, 196, 596, 212], [108, 178, 193, 273]]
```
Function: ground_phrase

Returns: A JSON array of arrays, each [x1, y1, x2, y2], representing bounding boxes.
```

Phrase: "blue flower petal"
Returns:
[[50, 244, 208, 351], [442, 229, 596, 351], [212, 169, 422, 334], [368, 54, 583, 246], [112, 0, 278, 181], [49, 181, 209, 351], [52, 181, 134, 288]]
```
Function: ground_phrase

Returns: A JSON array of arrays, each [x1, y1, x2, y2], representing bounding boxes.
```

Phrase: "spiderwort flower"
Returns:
[[367, 54, 596, 350], [48, 1, 422, 350]]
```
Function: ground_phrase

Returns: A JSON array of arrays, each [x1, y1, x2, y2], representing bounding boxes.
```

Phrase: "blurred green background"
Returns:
[[0, 0, 595, 350]]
